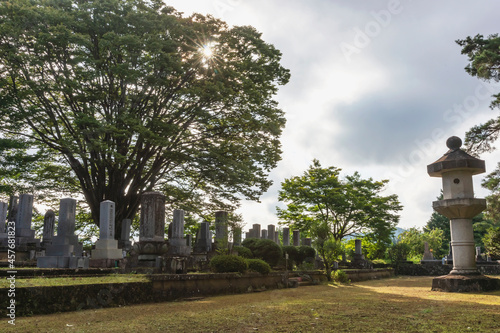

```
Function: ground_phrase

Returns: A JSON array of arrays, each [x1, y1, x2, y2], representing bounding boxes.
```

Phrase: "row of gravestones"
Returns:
[[245, 224, 312, 246], [0, 192, 238, 269]]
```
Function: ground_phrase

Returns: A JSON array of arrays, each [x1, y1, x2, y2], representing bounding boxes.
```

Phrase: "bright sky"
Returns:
[[166, 0, 500, 232]]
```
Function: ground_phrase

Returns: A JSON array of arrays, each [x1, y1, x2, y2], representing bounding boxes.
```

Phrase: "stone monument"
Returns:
[[293, 230, 300, 246], [167, 209, 191, 256], [119, 218, 132, 251], [41, 210, 55, 248], [37, 198, 88, 268], [194, 222, 212, 253], [91, 200, 124, 261], [428, 136, 499, 291], [215, 211, 228, 249], [267, 224, 275, 241], [282, 227, 290, 246]]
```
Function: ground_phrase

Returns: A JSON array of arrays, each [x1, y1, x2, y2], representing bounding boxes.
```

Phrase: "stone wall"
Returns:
[[395, 263, 500, 276]]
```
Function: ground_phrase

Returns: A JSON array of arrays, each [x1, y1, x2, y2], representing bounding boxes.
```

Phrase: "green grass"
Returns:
[[2, 276, 500, 332], [0, 274, 149, 288]]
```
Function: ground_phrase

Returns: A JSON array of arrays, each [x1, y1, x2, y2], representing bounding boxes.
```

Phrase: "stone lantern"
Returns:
[[427, 136, 499, 291]]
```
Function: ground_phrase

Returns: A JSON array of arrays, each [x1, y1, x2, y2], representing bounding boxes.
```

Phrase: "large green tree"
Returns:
[[277, 159, 402, 247], [0, 0, 290, 235]]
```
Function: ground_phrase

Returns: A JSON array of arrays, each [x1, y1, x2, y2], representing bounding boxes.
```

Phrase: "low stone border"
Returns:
[[0, 269, 394, 317]]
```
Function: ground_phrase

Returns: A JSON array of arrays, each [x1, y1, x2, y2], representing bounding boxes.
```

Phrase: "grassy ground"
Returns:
[[2, 276, 500, 332], [0, 274, 149, 288]]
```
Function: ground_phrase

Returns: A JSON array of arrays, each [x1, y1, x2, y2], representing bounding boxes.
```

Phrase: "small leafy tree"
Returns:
[[483, 227, 500, 259], [314, 238, 343, 281]]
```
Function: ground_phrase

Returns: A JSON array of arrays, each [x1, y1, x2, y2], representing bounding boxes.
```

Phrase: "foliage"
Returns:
[[297, 245, 316, 264], [245, 259, 271, 275], [387, 242, 410, 264], [483, 227, 500, 259], [0, 0, 290, 235], [332, 269, 350, 284], [397, 227, 445, 260], [277, 160, 402, 247], [234, 246, 253, 259], [424, 194, 451, 253], [314, 238, 343, 280], [209, 255, 248, 274], [243, 238, 282, 267], [281, 245, 299, 269]]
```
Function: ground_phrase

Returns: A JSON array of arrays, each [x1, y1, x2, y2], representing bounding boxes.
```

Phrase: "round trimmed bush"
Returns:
[[249, 239, 283, 267], [282, 245, 299, 269], [241, 238, 260, 253], [246, 259, 271, 275], [234, 246, 253, 259], [297, 245, 316, 265], [209, 255, 248, 273]]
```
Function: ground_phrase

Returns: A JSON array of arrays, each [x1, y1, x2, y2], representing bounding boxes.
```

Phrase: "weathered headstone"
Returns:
[[15, 194, 35, 238], [6, 196, 18, 222], [194, 221, 212, 253], [233, 227, 242, 246], [91, 201, 123, 260], [476, 246, 484, 262], [167, 209, 191, 256], [261, 229, 268, 240], [293, 230, 300, 246], [422, 242, 434, 260], [267, 224, 275, 240], [41, 210, 55, 247], [37, 198, 88, 268], [274, 231, 280, 245], [215, 211, 229, 245], [0, 201, 7, 235], [282, 227, 290, 246], [303, 237, 312, 247], [136, 192, 168, 260], [351, 239, 370, 269], [119, 218, 132, 251], [252, 224, 261, 239]]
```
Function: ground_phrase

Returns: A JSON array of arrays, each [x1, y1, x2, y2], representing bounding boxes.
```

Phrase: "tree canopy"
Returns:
[[0, 0, 290, 234], [276, 160, 402, 243]]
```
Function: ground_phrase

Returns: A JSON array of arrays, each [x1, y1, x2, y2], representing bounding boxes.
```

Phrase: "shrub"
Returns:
[[282, 245, 299, 269], [246, 259, 271, 275], [242, 238, 260, 253], [484, 227, 500, 260], [251, 239, 283, 267], [297, 245, 316, 265], [234, 246, 253, 258], [209, 255, 248, 274], [333, 269, 350, 284]]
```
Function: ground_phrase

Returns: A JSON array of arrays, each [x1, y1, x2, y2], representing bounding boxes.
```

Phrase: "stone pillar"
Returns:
[[119, 219, 132, 251], [0, 201, 7, 235], [293, 230, 300, 246], [355, 239, 362, 255], [282, 227, 290, 246], [15, 194, 35, 238], [91, 201, 123, 260], [38, 198, 88, 268], [168, 209, 190, 256], [245, 231, 250, 240], [194, 221, 212, 253], [261, 229, 268, 240], [274, 231, 280, 245], [303, 237, 312, 247], [267, 224, 275, 240], [422, 241, 434, 261], [6, 196, 18, 222], [139, 192, 166, 242], [252, 224, 261, 239], [42, 210, 55, 247], [233, 227, 242, 246], [215, 211, 228, 246]]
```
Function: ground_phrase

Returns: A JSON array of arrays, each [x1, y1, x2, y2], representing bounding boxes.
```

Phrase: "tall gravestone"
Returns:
[[282, 227, 290, 246], [0, 201, 8, 247], [293, 230, 300, 246], [267, 225, 275, 241], [6, 196, 18, 223], [38, 198, 88, 268], [15, 194, 35, 239], [274, 231, 280, 245], [41, 210, 55, 248], [215, 211, 229, 246], [303, 237, 312, 247], [261, 229, 268, 239], [119, 218, 132, 251], [136, 192, 168, 261], [252, 224, 261, 239], [233, 227, 242, 246], [194, 222, 212, 253], [91, 201, 123, 260], [168, 209, 190, 256]]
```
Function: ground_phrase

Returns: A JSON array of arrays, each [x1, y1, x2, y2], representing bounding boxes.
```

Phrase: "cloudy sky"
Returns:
[[168, 0, 500, 232]]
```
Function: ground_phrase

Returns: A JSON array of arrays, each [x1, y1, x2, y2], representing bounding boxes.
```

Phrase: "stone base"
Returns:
[[89, 258, 124, 268], [91, 239, 124, 259], [431, 274, 500, 292], [420, 260, 442, 265], [37, 256, 89, 269]]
